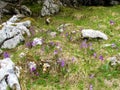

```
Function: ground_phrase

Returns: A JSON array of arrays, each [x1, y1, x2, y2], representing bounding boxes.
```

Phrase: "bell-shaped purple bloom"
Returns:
[[26, 41, 33, 48], [99, 55, 104, 61], [49, 42, 55, 46], [65, 33, 69, 37], [36, 72, 39, 76], [3, 52, 10, 58], [111, 43, 116, 48], [54, 50, 58, 55], [110, 20, 114, 25], [31, 67, 36, 72], [57, 58, 65, 67], [89, 84, 93, 90], [81, 40, 88, 48], [93, 53, 97, 58], [72, 57, 75, 62], [61, 60, 65, 67]]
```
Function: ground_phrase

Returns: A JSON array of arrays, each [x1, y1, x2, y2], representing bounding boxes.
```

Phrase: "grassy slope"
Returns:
[[2, 5, 120, 90]]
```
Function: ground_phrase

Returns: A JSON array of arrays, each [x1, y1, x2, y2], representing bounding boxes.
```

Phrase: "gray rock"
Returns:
[[60, 0, 79, 7], [1, 0, 18, 3], [0, 1, 7, 23], [0, 58, 21, 90], [20, 5, 32, 16], [41, 0, 59, 16], [81, 29, 108, 40], [1, 34, 24, 49], [0, 0, 32, 18], [0, 15, 31, 49], [110, 0, 120, 5]]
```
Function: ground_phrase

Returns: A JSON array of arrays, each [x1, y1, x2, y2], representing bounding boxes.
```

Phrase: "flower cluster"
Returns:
[[32, 38, 43, 46], [28, 61, 37, 73]]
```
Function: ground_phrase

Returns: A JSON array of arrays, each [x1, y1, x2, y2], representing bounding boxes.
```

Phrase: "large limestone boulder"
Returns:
[[0, 15, 31, 49]]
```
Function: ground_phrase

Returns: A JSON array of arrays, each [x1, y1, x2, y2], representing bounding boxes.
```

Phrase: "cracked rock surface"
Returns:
[[0, 15, 31, 49]]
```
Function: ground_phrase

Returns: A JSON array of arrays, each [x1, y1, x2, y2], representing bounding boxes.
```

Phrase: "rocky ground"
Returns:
[[0, 3, 120, 90]]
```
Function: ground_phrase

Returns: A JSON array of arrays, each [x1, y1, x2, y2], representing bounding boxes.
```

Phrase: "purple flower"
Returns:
[[57, 59, 65, 67], [110, 20, 114, 25], [89, 84, 93, 90], [61, 60, 65, 67], [54, 50, 58, 55], [81, 40, 88, 48], [99, 55, 104, 61], [65, 33, 69, 37], [49, 42, 55, 46], [31, 67, 36, 72], [26, 41, 33, 48], [111, 43, 116, 48], [59, 48, 62, 51], [72, 57, 75, 62], [89, 74, 94, 79], [93, 53, 97, 58], [28, 61, 37, 74], [3, 52, 10, 58], [36, 72, 39, 76]]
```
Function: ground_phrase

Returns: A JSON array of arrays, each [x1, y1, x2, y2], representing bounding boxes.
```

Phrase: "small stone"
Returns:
[[43, 63, 50, 73]]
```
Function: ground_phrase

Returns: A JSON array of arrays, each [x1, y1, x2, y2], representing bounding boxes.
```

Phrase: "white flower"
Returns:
[[50, 32, 57, 38], [19, 52, 26, 58]]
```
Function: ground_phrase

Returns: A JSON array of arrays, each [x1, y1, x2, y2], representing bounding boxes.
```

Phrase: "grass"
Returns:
[[1, 5, 120, 90]]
